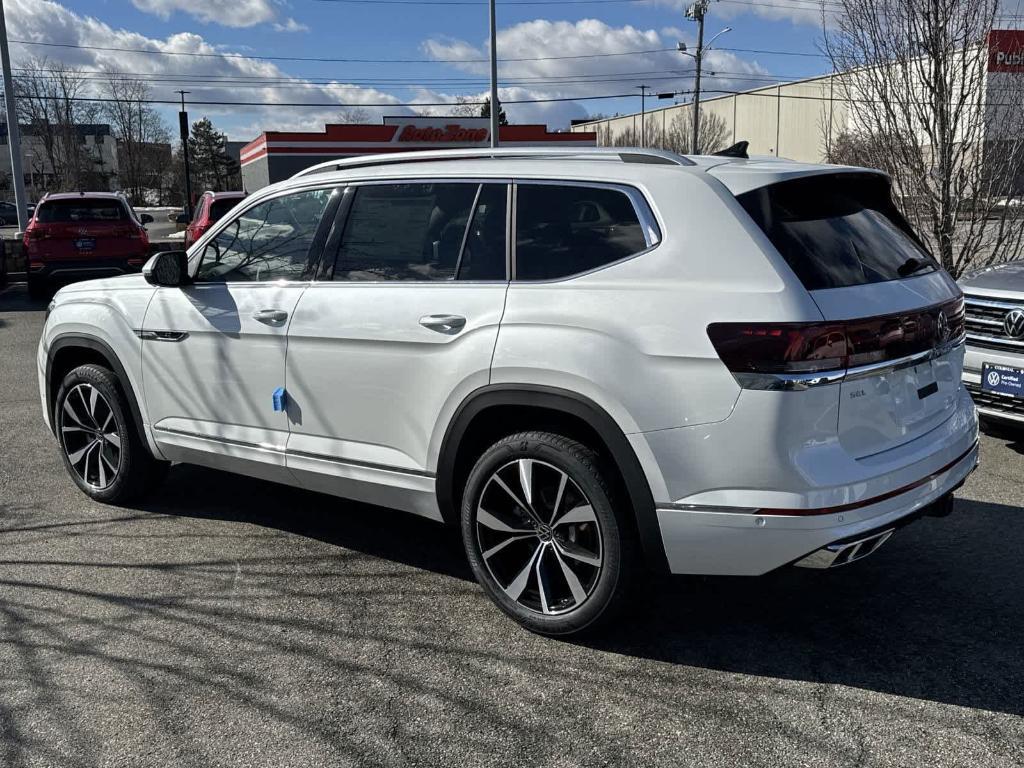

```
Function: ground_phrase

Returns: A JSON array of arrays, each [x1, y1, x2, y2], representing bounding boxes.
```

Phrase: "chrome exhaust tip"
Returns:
[[793, 528, 896, 569]]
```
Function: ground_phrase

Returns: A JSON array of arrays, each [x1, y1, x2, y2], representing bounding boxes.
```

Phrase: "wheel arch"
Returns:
[[436, 384, 668, 574], [46, 333, 149, 450]]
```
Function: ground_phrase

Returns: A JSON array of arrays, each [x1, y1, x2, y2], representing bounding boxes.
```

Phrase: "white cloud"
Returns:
[[130, 0, 278, 28], [422, 19, 772, 126], [5, 0, 412, 140], [273, 18, 309, 33]]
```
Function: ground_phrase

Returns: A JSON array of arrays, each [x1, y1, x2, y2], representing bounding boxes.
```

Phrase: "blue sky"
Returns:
[[6, 0, 1019, 141]]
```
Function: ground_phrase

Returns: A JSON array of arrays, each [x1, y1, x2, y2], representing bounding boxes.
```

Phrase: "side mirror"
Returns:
[[139, 213, 154, 225], [143, 250, 191, 287]]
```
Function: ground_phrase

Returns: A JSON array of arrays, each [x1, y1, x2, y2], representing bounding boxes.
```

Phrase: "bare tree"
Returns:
[[823, 0, 1024, 276], [13, 57, 107, 192], [448, 96, 480, 118], [338, 106, 371, 123], [102, 76, 172, 205], [661, 109, 729, 154]]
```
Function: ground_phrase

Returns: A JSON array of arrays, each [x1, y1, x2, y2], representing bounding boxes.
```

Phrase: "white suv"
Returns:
[[38, 147, 979, 636]]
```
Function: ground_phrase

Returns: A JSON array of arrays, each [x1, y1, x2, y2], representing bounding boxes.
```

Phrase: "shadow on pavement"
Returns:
[[0, 283, 50, 312], [126, 465, 1024, 718]]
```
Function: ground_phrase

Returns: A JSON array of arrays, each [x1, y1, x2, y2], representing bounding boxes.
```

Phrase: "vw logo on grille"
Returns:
[[1004, 308, 1024, 340], [936, 311, 950, 342]]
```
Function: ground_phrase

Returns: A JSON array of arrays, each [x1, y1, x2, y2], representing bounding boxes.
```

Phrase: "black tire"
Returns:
[[461, 431, 637, 636], [54, 364, 169, 504], [26, 276, 49, 300]]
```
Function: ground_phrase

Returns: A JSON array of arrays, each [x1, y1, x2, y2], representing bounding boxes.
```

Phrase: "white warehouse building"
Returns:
[[571, 30, 1024, 166]]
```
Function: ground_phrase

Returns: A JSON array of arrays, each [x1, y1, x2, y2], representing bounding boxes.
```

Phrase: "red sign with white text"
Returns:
[[988, 30, 1024, 72]]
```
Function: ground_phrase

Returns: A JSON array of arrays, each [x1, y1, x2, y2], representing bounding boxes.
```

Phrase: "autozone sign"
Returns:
[[988, 30, 1024, 72], [397, 124, 489, 143]]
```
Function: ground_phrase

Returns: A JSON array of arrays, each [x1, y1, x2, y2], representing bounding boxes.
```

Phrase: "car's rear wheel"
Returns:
[[55, 364, 168, 504], [461, 431, 636, 636]]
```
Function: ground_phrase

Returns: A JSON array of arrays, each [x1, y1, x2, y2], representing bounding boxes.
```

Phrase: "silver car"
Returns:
[[960, 261, 1024, 426]]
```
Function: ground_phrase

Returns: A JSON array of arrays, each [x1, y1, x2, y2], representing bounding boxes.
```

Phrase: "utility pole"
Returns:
[[488, 0, 499, 148], [0, 1, 29, 233], [636, 85, 650, 147], [687, 0, 708, 155], [177, 90, 193, 218]]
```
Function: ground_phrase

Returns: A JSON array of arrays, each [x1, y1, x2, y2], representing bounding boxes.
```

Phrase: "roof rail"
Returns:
[[290, 146, 694, 179]]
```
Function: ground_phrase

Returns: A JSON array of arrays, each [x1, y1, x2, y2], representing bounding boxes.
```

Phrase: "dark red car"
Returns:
[[24, 192, 152, 298], [184, 190, 246, 248]]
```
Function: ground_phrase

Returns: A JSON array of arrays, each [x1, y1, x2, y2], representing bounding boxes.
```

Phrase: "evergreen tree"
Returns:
[[188, 117, 240, 191], [479, 97, 509, 126]]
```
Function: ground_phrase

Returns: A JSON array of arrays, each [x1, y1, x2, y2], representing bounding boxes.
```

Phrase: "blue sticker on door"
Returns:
[[982, 364, 1024, 399]]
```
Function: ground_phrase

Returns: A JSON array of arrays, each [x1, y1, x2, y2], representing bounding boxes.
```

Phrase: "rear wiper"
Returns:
[[897, 256, 934, 277]]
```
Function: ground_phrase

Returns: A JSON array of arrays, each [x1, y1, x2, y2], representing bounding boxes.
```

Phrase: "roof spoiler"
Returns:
[[713, 141, 749, 159]]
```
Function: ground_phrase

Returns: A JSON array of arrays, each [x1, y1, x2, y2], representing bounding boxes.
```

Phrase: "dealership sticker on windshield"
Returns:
[[982, 363, 1024, 399]]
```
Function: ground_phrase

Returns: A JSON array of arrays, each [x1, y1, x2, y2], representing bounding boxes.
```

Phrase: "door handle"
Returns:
[[253, 309, 289, 324], [419, 314, 466, 334]]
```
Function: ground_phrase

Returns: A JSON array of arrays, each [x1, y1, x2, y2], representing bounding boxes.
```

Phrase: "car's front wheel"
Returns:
[[55, 364, 168, 504], [461, 431, 636, 636]]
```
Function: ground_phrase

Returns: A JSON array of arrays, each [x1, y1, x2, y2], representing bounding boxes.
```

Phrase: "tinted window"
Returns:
[[737, 174, 937, 291], [458, 184, 507, 281], [195, 188, 332, 283], [334, 183, 502, 282], [210, 197, 241, 221], [37, 199, 128, 223], [515, 184, 649, 281]]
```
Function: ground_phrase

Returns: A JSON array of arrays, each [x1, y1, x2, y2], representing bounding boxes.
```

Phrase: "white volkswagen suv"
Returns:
[[38, 147, 978, 636]]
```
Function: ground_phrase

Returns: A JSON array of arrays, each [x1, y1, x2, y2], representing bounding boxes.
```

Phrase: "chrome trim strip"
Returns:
[[975, 405, 1024, 424], [964, 296, 1024, 310], [734, 337, 965, 391], [135, 329, 189, 342], [286, 448, 435, 478], [152, 426, 437, 478], [964, 316, 1003, 327], [793, 529, 895, 569], [966, 332, 1024, 349], [153, 426, 285, 453], [734, 370, 846, 391]]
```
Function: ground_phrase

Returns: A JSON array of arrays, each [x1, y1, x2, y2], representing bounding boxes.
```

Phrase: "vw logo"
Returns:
[[936, 311, 950, 342], [1004, 308, 1024, 340], [987, 370, 1002, 387]]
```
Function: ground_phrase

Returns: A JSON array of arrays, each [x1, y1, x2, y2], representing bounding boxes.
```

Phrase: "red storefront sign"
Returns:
[[988, 30, 1024, 72], [398, 124, 489, 143]]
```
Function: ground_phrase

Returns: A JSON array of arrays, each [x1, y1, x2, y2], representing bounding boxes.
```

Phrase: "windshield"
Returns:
[[737, 173, 938, 291]]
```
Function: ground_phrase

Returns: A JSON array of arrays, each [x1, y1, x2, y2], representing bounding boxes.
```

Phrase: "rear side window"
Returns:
[[210, 198, 240, 222], [333, 182, 507, 281], [37, 199, 129, 223], [737, 174, 937, 291], [515, 184, 651, 281]]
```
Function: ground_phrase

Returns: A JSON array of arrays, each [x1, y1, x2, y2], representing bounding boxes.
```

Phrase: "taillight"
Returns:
[[707, 323, 848, 374], [708, 297, 964, 383]]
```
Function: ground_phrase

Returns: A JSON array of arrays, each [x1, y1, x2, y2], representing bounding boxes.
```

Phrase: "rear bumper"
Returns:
[[28, 259, 143, 281], [655, 440, 978, 575]]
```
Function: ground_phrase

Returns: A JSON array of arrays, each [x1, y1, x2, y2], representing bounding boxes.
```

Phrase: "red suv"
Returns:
[[184, 190, 246, 248], [24, 192, 152, 298]]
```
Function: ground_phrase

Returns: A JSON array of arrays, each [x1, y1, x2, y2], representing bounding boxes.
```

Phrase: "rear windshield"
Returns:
[[37, 199, 129, 223], [210, 198, 241, 221], [737, 173, 937, 291]]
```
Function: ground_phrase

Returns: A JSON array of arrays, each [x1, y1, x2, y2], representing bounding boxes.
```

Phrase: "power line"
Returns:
[[10, 38, 679, 64]]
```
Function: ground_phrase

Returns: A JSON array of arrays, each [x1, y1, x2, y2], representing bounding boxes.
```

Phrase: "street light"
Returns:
[[678, 20, 731, 154]]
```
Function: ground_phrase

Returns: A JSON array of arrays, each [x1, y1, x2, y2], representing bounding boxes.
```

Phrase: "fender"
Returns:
[[46, 333, 149, 450], [436, 384, 669, 573]]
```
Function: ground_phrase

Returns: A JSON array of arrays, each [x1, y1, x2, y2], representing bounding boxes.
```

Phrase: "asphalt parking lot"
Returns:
[[1, 282, 1022, 768]]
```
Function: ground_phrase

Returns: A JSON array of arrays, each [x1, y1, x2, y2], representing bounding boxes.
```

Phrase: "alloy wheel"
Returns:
[[475, 458, 604, 616], [58, 383, 123, 490]]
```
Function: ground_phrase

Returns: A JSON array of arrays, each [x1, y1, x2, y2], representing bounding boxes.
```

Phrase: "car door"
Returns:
[[284, 180, 510, 518], [142, 185, 339, 483]]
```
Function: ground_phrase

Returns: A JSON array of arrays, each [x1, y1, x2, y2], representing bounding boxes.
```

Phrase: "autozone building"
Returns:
[[240, 116, 598, 190]]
